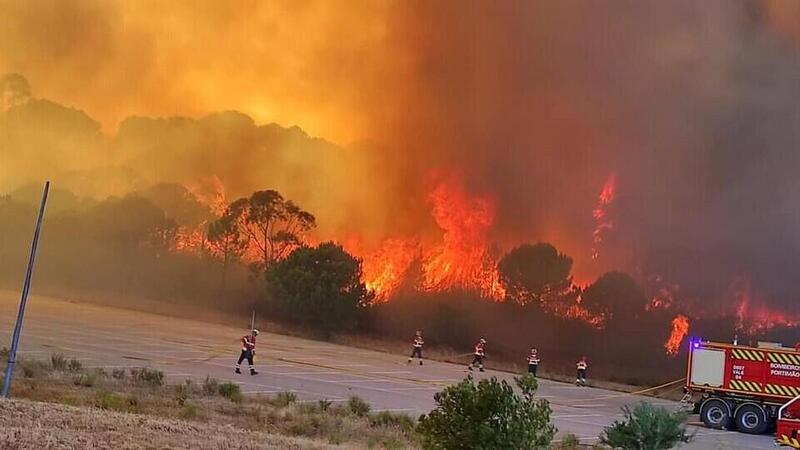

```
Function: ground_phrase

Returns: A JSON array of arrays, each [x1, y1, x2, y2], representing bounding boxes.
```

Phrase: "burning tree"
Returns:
[[497, 243, 573, 307], [227, 190, 316, 272]]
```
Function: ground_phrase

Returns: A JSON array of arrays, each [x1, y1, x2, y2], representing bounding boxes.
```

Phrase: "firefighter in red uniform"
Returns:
[[468, 338, 486, 372], [527, 348, 540, 376], [235, 329, 259, 375], [576, 356, 588, 386], [408, 330, 424, 365]]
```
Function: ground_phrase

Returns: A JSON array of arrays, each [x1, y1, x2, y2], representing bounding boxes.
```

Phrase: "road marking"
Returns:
[[553, 413, 604, 418], [387, 387, 440, 391], [570, 403, 606, 408], [368, 371, 413, 375]]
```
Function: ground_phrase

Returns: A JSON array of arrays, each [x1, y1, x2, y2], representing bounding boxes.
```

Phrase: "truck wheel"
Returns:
[[734, 403, 768, 434], [700, 398, 732, 429]]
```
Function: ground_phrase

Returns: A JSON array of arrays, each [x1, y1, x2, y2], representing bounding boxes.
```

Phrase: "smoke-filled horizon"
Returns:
[[2, 0, 800, 316]]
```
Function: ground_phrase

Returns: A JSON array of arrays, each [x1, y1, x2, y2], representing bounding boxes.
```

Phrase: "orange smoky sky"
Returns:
[[0, 0, 392, 143], [2, 0, 800, 309]]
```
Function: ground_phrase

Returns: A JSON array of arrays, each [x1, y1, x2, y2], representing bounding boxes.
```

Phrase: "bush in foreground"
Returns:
[[417, 374, 555, 450], [600, 402, 693, 450]]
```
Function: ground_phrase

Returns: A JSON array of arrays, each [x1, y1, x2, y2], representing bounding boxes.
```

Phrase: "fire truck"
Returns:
[[685, 338, 800, 445]]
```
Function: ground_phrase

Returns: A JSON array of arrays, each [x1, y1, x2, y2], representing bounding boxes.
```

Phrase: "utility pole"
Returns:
[[2, 181, 49, 397]]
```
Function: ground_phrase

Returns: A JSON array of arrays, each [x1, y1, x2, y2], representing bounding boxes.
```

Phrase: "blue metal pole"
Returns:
[[2, 181, 49, 397]]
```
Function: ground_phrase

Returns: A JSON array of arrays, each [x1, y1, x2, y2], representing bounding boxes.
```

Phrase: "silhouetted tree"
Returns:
[[228, 190, 315, 272], [581, 271, 648, 322], [142, 183, 213, 228], [266, 242, 372, 336], [207, 209, 249, 292], [498, 243, 573, 306]]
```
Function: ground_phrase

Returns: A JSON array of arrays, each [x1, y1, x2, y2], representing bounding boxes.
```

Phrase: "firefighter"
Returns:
[[468, 338, 486, 372], [235, 329, 259, 375], [527, 348, 540, 376], [408, 330, 424, 365], [576, 356, 588, 386]]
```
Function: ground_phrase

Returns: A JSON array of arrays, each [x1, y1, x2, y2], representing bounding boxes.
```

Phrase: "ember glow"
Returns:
[[665, 314, 689, 356], [591, 174, 616, 260]]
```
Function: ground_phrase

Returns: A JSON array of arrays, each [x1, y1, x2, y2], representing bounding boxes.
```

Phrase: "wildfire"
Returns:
[[731, 278, 800, 335], [187, 175, 228, 217], [346, 236, 421, 302], [645, 274, 680, 311], [419, 175, 505, 301], [591, 173, 616, 260], [665, 314, 689, 355]]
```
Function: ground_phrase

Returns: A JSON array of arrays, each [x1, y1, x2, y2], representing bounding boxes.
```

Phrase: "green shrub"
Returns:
[[600, 403, 694, 450], [218, 381, 242, 402], [370, 410, 415, 432], [318, 399, 332, 411], [202, 376, 219, 396], [348, 396, 371, 417], [67, 358, 82, 372], [94, 390, 124, 410], [417, 374, 556, 450], [129, 367, 164, 386], [111, 368, 126, 380], [50, 353, 68, 371]]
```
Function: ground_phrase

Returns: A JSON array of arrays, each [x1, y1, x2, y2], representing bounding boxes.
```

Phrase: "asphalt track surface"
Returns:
[[0, 292, 776, 449]]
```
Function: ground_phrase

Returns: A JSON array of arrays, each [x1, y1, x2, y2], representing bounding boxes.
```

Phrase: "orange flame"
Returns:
[[345, 236, 421, 302], [730, 278, 800, 335], [591, 173, 616, 260], [665, 314, 689, 355], [419, 175, 505, 300]]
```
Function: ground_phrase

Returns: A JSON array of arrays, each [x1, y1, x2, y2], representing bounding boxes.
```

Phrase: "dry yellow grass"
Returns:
[[0, 397, 338, 450]]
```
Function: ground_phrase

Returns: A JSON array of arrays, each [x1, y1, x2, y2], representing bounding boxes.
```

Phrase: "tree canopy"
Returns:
[[581, 271, 648, 322], [497, 243, 573, 306], [266, 242, 372, 336], [228, 190, 315, 272]]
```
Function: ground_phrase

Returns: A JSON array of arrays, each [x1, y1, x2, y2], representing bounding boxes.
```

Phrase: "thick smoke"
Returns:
[[365, 1, 800, 310], [1, 1, 799, 312]]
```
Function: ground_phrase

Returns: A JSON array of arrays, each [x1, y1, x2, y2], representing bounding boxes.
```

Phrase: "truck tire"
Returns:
[[734, 403, 768, 434], [700, 398, 732, 429]]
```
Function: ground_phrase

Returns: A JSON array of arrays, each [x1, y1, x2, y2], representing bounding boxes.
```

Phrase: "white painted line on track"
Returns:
[[387, 387, 440, 391], [553, 414, 604, 419]]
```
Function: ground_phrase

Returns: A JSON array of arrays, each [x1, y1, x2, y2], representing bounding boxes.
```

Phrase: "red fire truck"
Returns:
[[685, 338, 800, 442]]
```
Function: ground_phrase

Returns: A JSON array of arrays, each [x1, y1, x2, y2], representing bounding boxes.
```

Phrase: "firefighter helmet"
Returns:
[[480, 338, 486, 344], [252, 329, 260, 336]]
